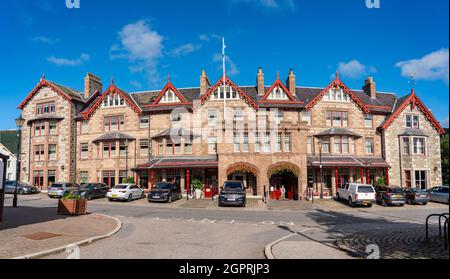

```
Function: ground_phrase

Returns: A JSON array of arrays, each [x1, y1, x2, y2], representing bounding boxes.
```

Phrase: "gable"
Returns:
[[380, 90, 445, 134], [261, 79, 296, 102], [305, 75, 370, 114], [152, 81, 188, 105], [18, 79, 76, 110], [200, 76, 259, 110], [80, 84, 141, 120]]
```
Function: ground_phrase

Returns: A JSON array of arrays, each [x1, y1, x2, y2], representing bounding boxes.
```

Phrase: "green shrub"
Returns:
[[192, 179, 203, 190], [61, 193, 83, 200]]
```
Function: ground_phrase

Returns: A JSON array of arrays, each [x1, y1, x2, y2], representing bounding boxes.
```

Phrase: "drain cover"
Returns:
[[22, 232, 61, 240]]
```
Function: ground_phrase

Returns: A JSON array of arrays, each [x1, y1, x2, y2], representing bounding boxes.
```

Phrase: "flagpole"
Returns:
[[222, 37, 227, 125]]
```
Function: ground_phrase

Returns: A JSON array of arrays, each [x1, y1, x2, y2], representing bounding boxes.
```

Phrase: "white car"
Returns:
[[336, 183, 376, 207], [107, 184, 145, 202]]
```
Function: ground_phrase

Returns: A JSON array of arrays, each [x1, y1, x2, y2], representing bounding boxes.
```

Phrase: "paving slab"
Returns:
[[0, 206, 120, 259]]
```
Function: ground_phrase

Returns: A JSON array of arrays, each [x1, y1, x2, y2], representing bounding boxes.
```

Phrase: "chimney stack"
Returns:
[[84, 73, 102, 99], [200, 70, 210, 95], [287, 69, 296, 97], [257, 67, 265, 96], [363, 76, 376, 99]]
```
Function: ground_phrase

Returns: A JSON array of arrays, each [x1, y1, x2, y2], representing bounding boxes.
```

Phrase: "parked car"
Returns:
[[219, 181, 246, 207], [74, 183, 109, 200], [107, 184, 145, 202], [48, 183, 80, 198], [375, 186, 406, 207], [429, 186, 449, 204], [148, 182, 182, 203], [403, 188, 430, 205], [336, 183, 376, 207], [4, 181, 40, 195]]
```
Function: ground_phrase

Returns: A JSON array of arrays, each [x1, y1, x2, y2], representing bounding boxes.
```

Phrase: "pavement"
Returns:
[[0, 205, 121, 259], [2, 193, 449, 259]]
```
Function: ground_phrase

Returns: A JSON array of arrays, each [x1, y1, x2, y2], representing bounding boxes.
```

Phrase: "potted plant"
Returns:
[[192, 179, 204, 199], [57, 193, 87, 216]]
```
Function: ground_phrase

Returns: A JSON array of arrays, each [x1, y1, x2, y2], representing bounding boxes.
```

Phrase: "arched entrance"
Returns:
[[226, 162, 258, 196], [267, 162, 300, 201]]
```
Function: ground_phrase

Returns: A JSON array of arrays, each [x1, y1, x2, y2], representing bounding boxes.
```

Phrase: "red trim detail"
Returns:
[[260, 79, 298, 102], [366, 105, 391, 109], [151, 80, 188, 105], [385, 168, 390, 186], [360, 168, 364, 184], [380, 90, 445, 135], [80, 84, 142, 120], [305, 77, 370, 113], [259, 100, 304, 104], [142, 102, 192, 108], [199, 76, 259, 110], [18, 79, 73, 109]]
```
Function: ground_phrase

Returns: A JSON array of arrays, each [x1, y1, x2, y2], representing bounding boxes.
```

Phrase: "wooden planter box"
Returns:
[[57, 199, 87, 216]]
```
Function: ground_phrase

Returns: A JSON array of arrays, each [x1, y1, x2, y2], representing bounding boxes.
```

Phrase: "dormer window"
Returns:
[[102, 92, 125, 108], [161, 90, 181, 103], [212, 86, 238, 100], [36, 102, 56, 116], [268, 87, 289, 100], [323, 87, 349, 102], [406, 114, 420, 129]]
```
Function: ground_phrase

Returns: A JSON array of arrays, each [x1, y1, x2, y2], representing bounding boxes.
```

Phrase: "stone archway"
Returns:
[[226, 162, 259, 196], [267, 162, 301, 201]]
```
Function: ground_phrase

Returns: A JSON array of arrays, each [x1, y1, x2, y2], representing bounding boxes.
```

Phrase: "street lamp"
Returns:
[[318, 139, 324, 200], [13, 115, 25, 208]]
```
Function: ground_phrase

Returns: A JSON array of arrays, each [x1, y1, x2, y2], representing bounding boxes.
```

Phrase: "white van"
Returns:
[[337, 183, 376, 207]]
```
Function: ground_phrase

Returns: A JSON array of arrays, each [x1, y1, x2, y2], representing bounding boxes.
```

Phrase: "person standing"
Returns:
[[281, 185, 286, 200]]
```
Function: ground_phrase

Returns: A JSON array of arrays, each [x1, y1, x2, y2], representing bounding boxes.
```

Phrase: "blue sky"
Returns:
[[0, 0, 448, 130]]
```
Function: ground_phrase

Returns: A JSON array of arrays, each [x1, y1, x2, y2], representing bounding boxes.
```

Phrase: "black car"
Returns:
[[375, 186, 406, 206], [219, 181, 246, 207], [148, 182, 182, 203], [4, 181, 40, 195], [74, 183, 109, 200], [403, 188, 430, 205]]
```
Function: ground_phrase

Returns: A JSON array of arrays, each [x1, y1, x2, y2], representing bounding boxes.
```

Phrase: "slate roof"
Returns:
[[307, 156, 390, 168], [92, 132, 136, 143], [135, 156, 218, 169], [0, 130, 19, 155], [315, 128, 362, 138], [46, 80, 85, 103]]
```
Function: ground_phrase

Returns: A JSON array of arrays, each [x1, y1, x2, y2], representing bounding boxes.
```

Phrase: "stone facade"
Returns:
[[17, 70, 445, 198]]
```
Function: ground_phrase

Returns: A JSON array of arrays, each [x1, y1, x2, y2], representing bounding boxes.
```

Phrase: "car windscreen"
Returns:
[[223, 182, 243, 190], [50, 184, 63, 188], [441, 188, 449, 193], [358, 186, 374, 193], [113, 185, 129, 189], [154, 183, 172, 190], [83, 184, 97, 189]]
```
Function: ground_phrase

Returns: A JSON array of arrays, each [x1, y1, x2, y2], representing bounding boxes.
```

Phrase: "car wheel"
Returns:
[[168, 196, 172, 203], [87, 193, 93, 201], [422, 202, 428, 206], [407, 199, 412, 205], [367, 204, 373, 208], [127, 194, 132, 202], [382, 199, 387, 207], [336, 194, 340, 201], [348, 198, 353, 207], [108, 199, 113, 202], [18, 189, 25, 195], [141, 192, 145, 199]]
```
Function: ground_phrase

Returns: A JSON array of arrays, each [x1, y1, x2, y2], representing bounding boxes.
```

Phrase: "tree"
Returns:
[[442, 134, 449, 186]]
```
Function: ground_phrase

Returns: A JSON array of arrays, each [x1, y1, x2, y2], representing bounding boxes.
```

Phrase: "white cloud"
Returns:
[[335, 60, 377, 79], [395, 48, 449, 85], [129, 80, 143, 89], [47, 53, 89, 66], [231, 0, 296, 9], [30, 36, 59, 44], [213, 53, 240, 76], [110, 20, 164, 85], [168, 43, 202, 58], [442, 117, 449, 128]]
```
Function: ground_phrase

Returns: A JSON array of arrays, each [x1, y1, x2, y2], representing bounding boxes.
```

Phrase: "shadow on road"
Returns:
[[0, 206, 67, 230], [304, 209, 449, 259]]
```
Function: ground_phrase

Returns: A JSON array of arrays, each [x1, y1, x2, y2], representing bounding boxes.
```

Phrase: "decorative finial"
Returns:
[[111, 77, 115, 85], [276, 70, 280, 80], [335, 70, 339, 80], [41, 73, 46, 81], [168, 74, 171, 83]]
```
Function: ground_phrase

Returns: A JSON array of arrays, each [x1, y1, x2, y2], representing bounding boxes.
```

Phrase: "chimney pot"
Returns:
[[257, 67, 265, 96], [200, 70, 210, 95], [84, 73, 102, 99], [363, 76, 376, 99], [287, 69, 296, 97]]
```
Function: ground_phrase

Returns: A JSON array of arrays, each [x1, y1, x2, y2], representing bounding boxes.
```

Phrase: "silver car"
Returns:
[[48, 183, 80, 199], [429, 186, 449, 204]]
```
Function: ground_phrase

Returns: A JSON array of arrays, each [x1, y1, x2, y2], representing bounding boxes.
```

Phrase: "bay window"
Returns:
[[413, 138, 426, 155]]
